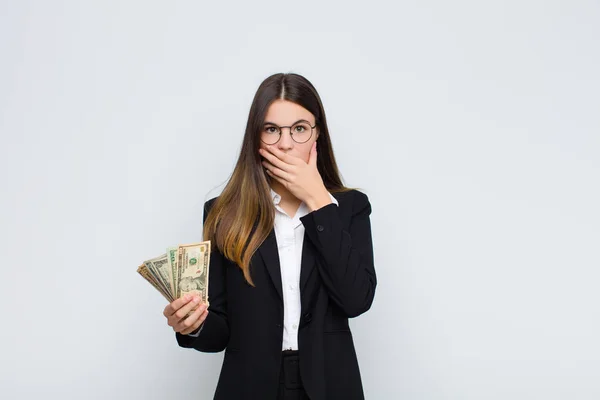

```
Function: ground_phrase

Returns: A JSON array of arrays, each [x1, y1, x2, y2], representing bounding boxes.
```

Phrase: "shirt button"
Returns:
[[293, 324, 298, 330], [317, 225, 324, 232]]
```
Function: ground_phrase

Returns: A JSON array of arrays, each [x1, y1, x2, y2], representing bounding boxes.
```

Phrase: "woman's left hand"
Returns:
[[259, 142, 330, 209]]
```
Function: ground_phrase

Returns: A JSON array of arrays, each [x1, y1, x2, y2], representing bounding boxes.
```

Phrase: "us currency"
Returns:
[[142, 261, 170, 298], [176, 241, 211, 305], [166, 247, 179, 298], [138, 241, 211, 305], [144, 253, 175, 300], [137, 264, 172, 302]]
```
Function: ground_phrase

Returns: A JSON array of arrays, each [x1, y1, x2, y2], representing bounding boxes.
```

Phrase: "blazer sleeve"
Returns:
[[175, 199, 230, 352], [300, 190, 377, 318]]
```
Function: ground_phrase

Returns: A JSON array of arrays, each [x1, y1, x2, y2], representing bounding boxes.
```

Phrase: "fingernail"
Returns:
[[185, 295, 191, 301], [193, 296, 200, 303]]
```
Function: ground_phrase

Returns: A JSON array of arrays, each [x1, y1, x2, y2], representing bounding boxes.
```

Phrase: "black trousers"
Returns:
[[277, 350, 310, 400]]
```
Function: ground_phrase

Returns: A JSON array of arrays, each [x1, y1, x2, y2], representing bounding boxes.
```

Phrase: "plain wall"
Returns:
[[1, 0, 599, 399]]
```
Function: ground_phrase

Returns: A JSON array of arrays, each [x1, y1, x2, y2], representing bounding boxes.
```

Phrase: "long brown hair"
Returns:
[[203, 73, 352, 286]]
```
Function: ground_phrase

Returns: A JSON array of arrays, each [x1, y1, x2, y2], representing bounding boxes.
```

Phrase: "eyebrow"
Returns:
[[263, 119, 311, 126]]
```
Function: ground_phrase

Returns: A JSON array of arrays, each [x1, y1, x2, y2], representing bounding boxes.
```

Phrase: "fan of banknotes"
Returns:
[[137, 241, 211, 305]]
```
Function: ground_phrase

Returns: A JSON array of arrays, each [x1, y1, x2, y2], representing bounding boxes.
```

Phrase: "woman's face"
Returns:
[[259, 99, 319, 164]]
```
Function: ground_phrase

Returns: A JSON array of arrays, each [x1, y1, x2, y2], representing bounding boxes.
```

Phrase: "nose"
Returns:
[[277, 127, 294, 150]]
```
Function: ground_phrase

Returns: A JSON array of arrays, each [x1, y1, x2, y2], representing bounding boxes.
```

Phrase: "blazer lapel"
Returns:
[[258, 228, 283, 302], [258, 227, 317, 302], [299, 232, 316, 292]]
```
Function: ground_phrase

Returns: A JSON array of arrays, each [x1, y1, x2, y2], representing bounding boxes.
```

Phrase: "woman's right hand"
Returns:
[[163, 295, 209, 335]]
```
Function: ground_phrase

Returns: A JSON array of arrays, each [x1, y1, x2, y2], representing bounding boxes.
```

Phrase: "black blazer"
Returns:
[[176, 189, 377, 400]]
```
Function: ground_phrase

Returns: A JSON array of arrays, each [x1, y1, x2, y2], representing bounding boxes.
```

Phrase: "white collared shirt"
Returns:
[[271, 188, 339, 351]]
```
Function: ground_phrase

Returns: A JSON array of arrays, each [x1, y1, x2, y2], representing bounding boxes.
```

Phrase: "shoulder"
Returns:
[[203, 195, 219, 210], [202, 196, 220, 220], [331, 189, 371, 216]]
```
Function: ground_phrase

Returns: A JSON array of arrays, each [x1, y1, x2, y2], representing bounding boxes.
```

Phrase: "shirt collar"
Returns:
[[270, 187, 282, 206]]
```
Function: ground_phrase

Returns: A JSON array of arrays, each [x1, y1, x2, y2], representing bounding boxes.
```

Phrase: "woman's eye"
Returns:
[[294, 126, 305, 132], [265, 127, 277, 133]]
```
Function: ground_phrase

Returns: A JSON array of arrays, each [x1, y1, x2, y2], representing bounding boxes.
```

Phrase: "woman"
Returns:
[[163, 73, 377, 400]]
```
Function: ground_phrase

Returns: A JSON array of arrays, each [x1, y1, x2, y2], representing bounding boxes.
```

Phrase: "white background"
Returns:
[[1, 1, 599, 399]]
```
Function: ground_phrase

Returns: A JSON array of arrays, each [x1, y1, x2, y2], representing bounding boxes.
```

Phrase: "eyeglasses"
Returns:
[[260, 120, 316, 145]]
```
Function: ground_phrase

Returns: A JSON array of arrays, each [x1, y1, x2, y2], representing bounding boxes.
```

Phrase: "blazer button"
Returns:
[[303, 312, 312, 323], [317, 225, 324, 232], [276, 323, 282, 328]]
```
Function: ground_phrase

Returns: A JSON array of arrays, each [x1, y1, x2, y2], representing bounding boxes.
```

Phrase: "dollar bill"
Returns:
[[137, 264, 173, 302], [177, 241, 211, 305], [166, 247, 179, 298], [142, 261, 170, 297], [144, 253, 175, 300]]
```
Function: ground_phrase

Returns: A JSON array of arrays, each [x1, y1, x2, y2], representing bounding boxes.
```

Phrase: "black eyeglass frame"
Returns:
[[260, 120, 317, 145]]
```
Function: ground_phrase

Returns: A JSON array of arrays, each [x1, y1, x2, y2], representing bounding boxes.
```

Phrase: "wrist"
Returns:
[[306, 188, 332, 212]]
